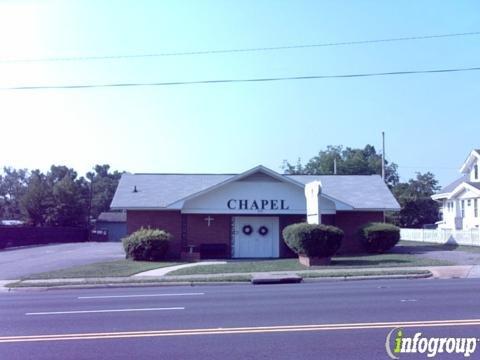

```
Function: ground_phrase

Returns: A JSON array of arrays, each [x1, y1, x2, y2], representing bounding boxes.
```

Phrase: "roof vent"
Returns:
[[133, 185, 138, 193]]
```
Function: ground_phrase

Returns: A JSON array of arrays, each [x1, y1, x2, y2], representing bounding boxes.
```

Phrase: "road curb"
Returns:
[[5, 271, 432, 291]]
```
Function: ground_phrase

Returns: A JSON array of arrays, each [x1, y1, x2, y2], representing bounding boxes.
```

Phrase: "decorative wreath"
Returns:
[[258, 226, 269, 236], [242, 225, 253, 235]]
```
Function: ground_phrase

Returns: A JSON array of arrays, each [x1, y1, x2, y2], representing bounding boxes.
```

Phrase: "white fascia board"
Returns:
[[166, 165, 304, 208], [112, 207, 179, 211], [432, 193, 450, 200], [447, 183, 480, 199], [459, 150, 480, 173]]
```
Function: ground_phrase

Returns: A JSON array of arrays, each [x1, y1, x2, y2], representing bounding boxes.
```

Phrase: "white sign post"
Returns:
[[304, 181, 322, 224]]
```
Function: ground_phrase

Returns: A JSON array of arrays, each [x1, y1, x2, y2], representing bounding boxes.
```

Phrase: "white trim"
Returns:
[[447, 183, 480, 200], [167, 165, 305, 208], [460, 150, 480, 173]]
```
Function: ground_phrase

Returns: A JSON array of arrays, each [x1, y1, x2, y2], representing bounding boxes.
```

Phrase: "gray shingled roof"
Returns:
[[288, 175, 399, 210], [468, 182, 480, 190], [437, 175, 468, 195], [97, 211, 126, 223], [111, 171, 399, 210]]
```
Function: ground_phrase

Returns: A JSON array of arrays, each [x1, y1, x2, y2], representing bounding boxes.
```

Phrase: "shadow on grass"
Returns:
[[393, 243, 460, 255], [331, 258, 411, 267]]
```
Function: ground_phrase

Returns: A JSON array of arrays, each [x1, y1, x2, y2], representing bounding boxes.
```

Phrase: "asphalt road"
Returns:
[[0, 243, 124, 279], [1, 279, 480, 359]]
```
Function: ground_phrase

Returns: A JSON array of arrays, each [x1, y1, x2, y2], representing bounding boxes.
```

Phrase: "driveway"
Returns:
[[0, 242, 124, 280]]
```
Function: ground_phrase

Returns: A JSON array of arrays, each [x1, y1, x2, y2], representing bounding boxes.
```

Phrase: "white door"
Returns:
[[234, 217, 279, 258]]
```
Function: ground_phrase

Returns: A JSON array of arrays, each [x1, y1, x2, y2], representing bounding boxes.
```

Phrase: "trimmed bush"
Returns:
[[359, 222, 400, 253], [122, 227, 172, 261], [282, 223, 343, 258]]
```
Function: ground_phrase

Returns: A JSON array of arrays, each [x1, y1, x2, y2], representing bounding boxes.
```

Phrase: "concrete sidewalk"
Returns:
[[3, 265, 480, 291]]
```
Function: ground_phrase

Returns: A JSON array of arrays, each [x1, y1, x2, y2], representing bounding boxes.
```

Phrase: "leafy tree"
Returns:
[[21, 166, 88, 227], [0, 167, 28, 220], [21, 170, 52, 226], [283, 145, 399, 188], [391, 172, 440, 228], [86, 164, 123, 220]]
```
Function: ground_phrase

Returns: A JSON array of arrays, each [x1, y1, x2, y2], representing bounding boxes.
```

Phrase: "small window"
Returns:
[[475, 164, 479, 180], [467, 199, 471, 206], [461, 200, 465, 218], [475, 199, 478, 218]]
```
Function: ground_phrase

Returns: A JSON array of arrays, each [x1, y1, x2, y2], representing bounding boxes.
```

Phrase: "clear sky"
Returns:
[[0, 0, 479, 187]]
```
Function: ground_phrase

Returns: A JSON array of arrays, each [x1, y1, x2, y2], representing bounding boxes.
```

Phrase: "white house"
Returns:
[[432, 149, 480, 230]]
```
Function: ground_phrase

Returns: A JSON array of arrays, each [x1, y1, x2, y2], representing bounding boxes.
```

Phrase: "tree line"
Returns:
[[1, 145, 441, 228], [0, 165, 122, 227]]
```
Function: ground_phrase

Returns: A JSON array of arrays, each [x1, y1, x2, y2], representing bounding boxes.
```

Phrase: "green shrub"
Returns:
[[122, 227, 172, 261], [359, 222, 400, 253], [282, 223, 343, 258]]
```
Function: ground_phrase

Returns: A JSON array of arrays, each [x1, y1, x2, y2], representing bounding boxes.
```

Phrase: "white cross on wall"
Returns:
[[204, 216, 214, 227]]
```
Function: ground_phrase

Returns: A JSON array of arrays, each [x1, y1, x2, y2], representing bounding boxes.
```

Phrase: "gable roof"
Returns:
[[433, 175, 469, 199], [110, 166, 400, 211], [460, 149, 480, 173]]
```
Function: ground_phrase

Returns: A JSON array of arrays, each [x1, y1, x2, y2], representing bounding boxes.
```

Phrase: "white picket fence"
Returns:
[[401, 228, 480, 247]]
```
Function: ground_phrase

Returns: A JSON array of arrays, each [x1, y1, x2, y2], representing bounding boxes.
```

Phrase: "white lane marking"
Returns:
[[26, 307, 184, 316], [77, 292, 204, 299], [400, 299, 417, 302]]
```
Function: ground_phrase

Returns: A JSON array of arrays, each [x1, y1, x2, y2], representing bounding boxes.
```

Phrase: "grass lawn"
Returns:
[[169, 253, 452, 276], [23, 260, 181, 280], [398, 240, 480, 254]]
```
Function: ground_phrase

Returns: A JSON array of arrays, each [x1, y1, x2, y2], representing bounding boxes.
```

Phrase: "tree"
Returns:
[[21, 170, 52, 226], [21, 166, 89, 227], [283, 145, 399, 188], [86, 164, 123, 220], [0, 167, 28, 220], [391, 172, 440, 228]]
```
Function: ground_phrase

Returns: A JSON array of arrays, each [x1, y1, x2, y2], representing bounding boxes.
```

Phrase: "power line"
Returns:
[[1, 31, 480, 64], [3, 66, 480, 91]]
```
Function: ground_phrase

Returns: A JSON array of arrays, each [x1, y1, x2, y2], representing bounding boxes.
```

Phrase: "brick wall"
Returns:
[[185, 214, 232, 258], [335, 211, 384, 253], [127, 210, 182, 258]]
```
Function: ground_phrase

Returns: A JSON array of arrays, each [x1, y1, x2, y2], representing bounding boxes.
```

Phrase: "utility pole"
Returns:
[[381, 131, 385, 182], [333, 158, 337, 175], [382, 131, 386, 223]]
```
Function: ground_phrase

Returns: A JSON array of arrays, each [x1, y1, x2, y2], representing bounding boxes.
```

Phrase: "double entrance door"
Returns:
[[233, 216, 279, 258]]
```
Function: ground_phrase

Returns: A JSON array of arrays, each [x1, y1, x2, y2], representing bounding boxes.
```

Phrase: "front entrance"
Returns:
[[233, 216, 279, 258]]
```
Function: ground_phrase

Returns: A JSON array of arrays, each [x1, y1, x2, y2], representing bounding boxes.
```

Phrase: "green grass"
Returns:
[[23, 260, 181, 280], [169, 254, 452, 276], [398, 240, 480, 254], [301, 269, 431, 278], [8, 275, 252, 288], [7, 269, 431, 288]]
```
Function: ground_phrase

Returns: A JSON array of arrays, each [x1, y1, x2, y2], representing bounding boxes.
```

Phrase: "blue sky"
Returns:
[[0, 0, 479, 187]]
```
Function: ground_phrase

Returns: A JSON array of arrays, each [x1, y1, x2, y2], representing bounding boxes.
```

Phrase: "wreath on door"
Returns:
[[242, 225, 253, 235], [258, 226, 269, 236]]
